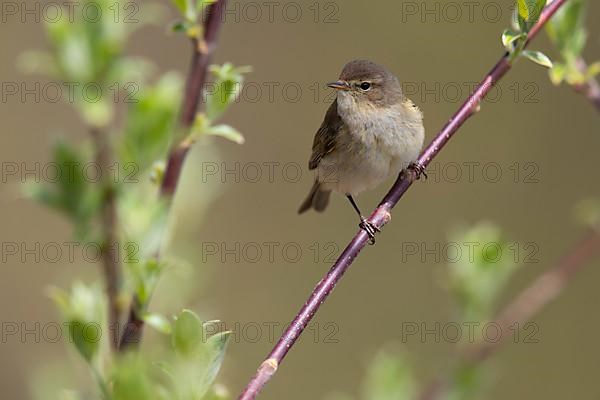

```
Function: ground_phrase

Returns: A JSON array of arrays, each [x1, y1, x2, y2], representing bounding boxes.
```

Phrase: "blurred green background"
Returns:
[[1, 0, 599, 399]]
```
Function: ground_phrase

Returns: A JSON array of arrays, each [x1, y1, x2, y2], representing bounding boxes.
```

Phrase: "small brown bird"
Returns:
[[298, 60, 425, 242]]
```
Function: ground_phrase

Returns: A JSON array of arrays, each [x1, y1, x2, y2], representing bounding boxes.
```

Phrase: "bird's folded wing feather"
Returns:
[[308, 100, 344, 170]]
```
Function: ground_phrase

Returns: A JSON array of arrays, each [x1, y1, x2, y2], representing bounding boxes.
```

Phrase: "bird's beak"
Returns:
[[327, 80, 351, 91]]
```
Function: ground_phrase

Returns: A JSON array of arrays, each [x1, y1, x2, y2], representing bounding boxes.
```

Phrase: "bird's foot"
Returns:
[[359, 218, 380, 245], [408, 162, 428, 180]]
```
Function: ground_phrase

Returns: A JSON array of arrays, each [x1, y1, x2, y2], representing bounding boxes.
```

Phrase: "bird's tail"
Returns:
[[298, 181, 331, 214]]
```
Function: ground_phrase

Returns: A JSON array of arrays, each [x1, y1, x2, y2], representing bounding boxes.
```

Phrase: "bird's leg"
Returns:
[[346, 195, 379, 245], [408, 161, 428, 180]]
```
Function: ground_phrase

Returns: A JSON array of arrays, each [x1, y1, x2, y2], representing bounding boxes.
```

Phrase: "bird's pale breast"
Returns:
[[317, 93, 424, 195]]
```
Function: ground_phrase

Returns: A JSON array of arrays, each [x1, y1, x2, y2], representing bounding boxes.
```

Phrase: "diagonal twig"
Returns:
[[238, 1, 568, 398]]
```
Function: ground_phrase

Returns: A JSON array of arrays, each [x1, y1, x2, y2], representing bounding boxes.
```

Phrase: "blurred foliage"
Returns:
[[18, 0, 159, 127], [361, 350, 416, 400], [50, 283, 108, 364], [545, 0, 600, 86], [171, 0, 216, 41], [189, 63, 252, 146], [26, 141, 102, 240], [22, 0, 249, 398], [49, 283, 232, 399], [446, 222, 518, 321], [574, 198, 600, 230], [119, 73, 183, 172], [329, 220, 522, 400]]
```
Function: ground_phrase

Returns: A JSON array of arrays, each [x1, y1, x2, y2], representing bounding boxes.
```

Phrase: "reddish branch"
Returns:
[[237, 1, 568, 398], [419, 229, 600, 400], [161, 0, 228, 196], [119, 0, 228, 350]]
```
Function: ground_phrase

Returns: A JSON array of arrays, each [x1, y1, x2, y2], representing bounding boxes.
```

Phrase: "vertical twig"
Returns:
[[161, 0, 228, 197], [237, 1, 568, 398], [419, 229, 600, 400], [90, 127, 121, 350], [119, 0, 228, 351]]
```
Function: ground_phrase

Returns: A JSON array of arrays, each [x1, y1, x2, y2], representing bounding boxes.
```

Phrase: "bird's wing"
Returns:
[[308, 100, 343, 170]]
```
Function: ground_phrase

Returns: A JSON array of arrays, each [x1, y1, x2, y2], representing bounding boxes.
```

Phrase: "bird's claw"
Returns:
[[359, 219, 380, 245], [408, 162, 428, 180]]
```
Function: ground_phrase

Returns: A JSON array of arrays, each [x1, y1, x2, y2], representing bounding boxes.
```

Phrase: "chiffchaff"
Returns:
[[299, 60, 425, 242]]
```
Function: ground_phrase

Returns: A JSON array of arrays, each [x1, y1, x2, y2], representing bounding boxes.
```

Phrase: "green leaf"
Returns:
[[446, 222, 519, 320], [128, 258, 166, 307], [67, 320, 101, 362], [143, 313, 172, 335], [189, 114, 245, 145], [206, 124, 245, 145], [120, 188, 170, 266], [517, 0, 546, 26], [154, 361, 175, 382], [112, 356, 153, 400], [120, 72, 182, 172], [163, 319, 231, 399], [197, 331, 232, 395], [523, 50, 553, 68], [172, 309, 203, 356], [546, 0, 586, 59], [79, 97, 113, 128], [197, 0, 217, 12], [517, 0, 530, 22], [172, 0, 198, 21], [48, 283, 106, 363], [586, 62, 600, 80], [362, 349, 415, 400], [205, 63, 252, 121], [547, 0, 584, 43], [549, 63, 567, 85], [26, 142, 102, 239], [574, 198, 600, 229], [502, 29, 524, 50], [531, 0, 547, 25], [171, 21, 188, 32], [510, 7, 521, 31], [172, 0, 187, 14], [447, 364, 484, 400]]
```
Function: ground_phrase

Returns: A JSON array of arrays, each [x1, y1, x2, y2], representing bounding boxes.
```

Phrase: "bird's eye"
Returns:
[[359, 82, 371, 91]]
